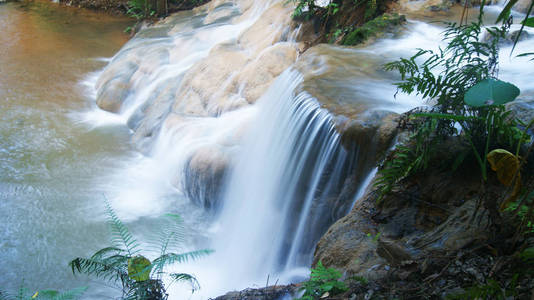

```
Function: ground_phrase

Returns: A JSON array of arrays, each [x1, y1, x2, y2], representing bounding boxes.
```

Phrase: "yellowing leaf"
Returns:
[[487, 149, 522, 210], [128, 255, 151, 282], [32, 292, 39, 299], [487, 149, 520, 186]]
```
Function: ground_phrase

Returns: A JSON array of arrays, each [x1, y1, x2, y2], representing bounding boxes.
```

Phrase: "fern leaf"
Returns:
[[151, 250, 213, 275], [104, 200, 139, 256], [69, 256, 129, 284], [169, 273, 200, 292], [157, 214, 186, 257]]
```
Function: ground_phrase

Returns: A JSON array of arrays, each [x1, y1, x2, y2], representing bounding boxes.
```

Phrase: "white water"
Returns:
[[160, 69, 352, 297], [79, 2, 534, 299]]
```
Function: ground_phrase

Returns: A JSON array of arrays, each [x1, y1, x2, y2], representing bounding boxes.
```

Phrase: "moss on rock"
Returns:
[[342, 13, 406, 45]]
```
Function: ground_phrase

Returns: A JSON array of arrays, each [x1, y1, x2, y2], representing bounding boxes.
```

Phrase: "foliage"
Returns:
[[505, 190, 534, 233], [291, 0, 392, 42], [496, 0, 534, 55], [376, 3, 533, 202], [0, 284, 86, 300], [297, 261, 348, 300], [350, 275, 368, 286], [292, 0, 317, 19], [127, 0, 153, 19], [375, 114, 438, 202], [446, 277, 519, 300], [342, 13, 405, 45], [366, 231, 381, 242], [69, 201, 212, 300]]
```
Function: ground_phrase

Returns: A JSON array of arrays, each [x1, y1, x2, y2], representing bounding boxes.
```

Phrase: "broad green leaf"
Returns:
[[127, 255, 151, 282], [464, 78, 520, 107], [523, 17, 534, 27]]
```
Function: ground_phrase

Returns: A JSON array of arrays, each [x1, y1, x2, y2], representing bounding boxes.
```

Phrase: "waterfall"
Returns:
[[214, 68, 350, 278], [166, 69, 360, 298]]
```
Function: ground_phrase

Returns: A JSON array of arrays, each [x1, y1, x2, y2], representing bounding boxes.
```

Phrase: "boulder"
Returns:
[[183, 145, 230, 211], [313, 144, 497, 284], [514, 0, 533, 13], [213, 284, 300, 300], [232, 43, 298, 104], [96, 59, 139, 112]]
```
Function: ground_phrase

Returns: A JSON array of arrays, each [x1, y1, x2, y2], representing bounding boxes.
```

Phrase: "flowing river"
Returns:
[[1, 0, 533, 299]]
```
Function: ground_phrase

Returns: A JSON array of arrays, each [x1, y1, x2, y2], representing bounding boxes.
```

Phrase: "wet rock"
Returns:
[[96, 59, 139, 112], [313, 146, 493, 285], [514, 0, 533, 13], [172, 44, 249, 116], [234, 43, 298, 104], [397, 0, 448, 13], [342, 13, 407, 46], [213, 284, 300, 300], [507, 98, 534, 130], [130, 83, 177, 153], [411, 199, 490, 252], [376, 238, 413, 266], [183, 145, 229, 211], [203, 2, 239, 24], [313, 184, 388, 281], [237, 2, 294, 55]]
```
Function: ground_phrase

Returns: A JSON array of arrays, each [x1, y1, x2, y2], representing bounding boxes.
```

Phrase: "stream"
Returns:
[[1, 0, 533, 299]]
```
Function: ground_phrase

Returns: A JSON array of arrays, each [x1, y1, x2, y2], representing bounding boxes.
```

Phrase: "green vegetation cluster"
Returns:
[[291, 0, 402, 45], [296, 261, 348, 300], [297, 0, 534, 298], [126, 0, 207, 20]]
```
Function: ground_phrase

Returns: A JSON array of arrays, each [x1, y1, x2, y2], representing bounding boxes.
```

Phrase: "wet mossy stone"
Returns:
[[342, 13, 406, 46]]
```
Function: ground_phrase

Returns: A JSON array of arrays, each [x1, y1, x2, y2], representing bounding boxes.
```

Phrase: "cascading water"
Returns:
[[3, 0, 534, 297], [82, 1, 534, 299], [213, 69, 349, 281]]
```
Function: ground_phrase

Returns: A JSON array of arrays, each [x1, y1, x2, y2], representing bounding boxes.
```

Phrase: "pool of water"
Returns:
[[0, 1, 140, 296]]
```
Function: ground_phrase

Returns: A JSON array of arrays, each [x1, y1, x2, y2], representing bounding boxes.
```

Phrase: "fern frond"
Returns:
[[169, 273, 200, 292], [104, 200, 139, 256], [90, 247, 125, 260], [16, 282, 27, 300], [36, 287, 87, 300], [151, 250, 213, 275], [69, 256, 130, 285], [157, 214, 186, 256]]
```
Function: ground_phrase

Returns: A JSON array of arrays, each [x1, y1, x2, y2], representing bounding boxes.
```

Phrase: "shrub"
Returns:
[[297, 261, 348, 300], [69, 201, 212, 300]]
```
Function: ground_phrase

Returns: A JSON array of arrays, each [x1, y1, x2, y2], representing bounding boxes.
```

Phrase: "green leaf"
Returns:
[[495, 0, 519, 23], [523, 17, 534, 27], [464, 78, 520, 107], [127, 255, 151, 282]]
